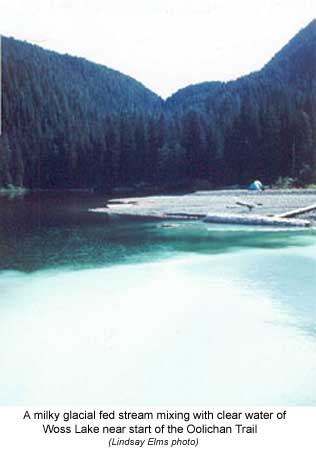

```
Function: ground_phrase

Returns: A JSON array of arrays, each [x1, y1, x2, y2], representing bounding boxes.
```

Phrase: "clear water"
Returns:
[[1, 192, 316, 405]]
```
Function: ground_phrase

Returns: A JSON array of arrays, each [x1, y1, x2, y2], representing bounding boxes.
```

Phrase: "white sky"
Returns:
[[0, 0, 316, 98]]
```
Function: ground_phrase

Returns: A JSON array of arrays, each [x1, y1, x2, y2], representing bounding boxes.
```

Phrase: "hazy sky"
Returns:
[[0, 0, 316, 98]]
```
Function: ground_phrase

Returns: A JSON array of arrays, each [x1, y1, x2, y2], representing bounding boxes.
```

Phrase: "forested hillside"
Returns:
[[0, 37, 163, 189], [1, 20, 316, 191], [166, 19, 316, 185]]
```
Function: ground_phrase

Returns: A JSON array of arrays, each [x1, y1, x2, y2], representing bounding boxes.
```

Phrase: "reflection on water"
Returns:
[[0, 192, 316, 405], [0, 192, 315, 272]]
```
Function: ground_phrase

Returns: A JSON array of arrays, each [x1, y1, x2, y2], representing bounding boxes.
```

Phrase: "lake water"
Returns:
[[1, 192, 316, 406]]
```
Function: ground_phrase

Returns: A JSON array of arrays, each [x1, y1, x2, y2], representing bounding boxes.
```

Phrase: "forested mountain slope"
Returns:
[[0, 37, 163, 189], [1, 20, 316, 190], [166, 19, 316, 185]]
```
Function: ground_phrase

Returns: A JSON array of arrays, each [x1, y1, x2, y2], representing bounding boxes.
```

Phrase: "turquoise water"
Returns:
[[1, 192, 316, 405]]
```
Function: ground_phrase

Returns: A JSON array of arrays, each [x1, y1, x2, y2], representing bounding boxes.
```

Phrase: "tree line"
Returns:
[[1, 21, 316, 191]]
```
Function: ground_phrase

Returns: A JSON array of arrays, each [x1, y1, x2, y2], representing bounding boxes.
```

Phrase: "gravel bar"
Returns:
[[91, 189, 316, 224]]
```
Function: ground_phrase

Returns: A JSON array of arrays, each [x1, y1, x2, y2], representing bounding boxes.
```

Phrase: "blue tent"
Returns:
[[249, 180, 264, 191]]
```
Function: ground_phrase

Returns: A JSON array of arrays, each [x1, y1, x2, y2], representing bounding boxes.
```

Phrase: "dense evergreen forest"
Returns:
[[1, 20, 316, 191]]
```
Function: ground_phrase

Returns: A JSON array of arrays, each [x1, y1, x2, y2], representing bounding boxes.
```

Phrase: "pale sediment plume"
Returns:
[[1, 245, 316, 405]]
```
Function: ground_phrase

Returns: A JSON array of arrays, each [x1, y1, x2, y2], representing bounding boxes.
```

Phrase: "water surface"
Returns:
[[0, 192, 316, 405]]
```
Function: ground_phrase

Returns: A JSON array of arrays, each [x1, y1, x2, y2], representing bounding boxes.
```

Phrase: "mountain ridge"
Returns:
[[166, 19, 316, 108], [3, 18, 316, 104], [2, 35, 163, 114], [1, 19, 316, 190]]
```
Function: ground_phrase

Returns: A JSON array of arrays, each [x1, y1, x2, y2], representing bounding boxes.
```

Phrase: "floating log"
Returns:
[[158, 224, 181, 228], [278, 204, 316, 219], [204, 213, 310, 227], [108, 200, 138, 205], [165, 212, 206, 219]]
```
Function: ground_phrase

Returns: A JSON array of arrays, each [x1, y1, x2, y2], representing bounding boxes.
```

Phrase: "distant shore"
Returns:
[[0, 186, 28, 196]]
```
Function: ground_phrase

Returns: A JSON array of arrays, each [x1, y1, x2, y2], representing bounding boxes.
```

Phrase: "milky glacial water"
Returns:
[[0, 192, 316, 405]]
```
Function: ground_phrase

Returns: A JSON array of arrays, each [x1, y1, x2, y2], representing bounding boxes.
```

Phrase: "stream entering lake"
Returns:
[[1, 192, 316, 405]]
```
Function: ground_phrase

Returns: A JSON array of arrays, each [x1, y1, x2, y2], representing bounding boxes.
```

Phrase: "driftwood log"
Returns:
[[278, 204, 316, 219], [236, 201, 262, 211], [204, 213, 310, 227], [108, 200, 138, 205]]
